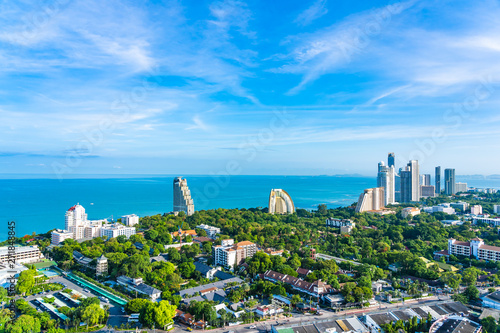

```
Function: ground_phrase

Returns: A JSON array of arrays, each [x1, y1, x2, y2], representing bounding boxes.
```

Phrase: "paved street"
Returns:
[[93, 295, 453, 333]]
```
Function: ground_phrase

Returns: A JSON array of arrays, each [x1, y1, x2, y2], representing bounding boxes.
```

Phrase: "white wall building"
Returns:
[[173, 177, 195, 216], [471, 205, 483, 215], [402, 207, 421, 218], [494, 205, 500, 215], [196, 224, 221, 238], [0, 245, 44, 264], [100, 223, 136, 239], [212, 239, 257, 270], [269, 189, 295, 214], [355, 187, 385, 213], [122, 214, 139, 227], [423, 203, 456, 215], [377, 162, 395, 205], [51, 229, 74, 245], [449, 237, 500, 262], [473, 217, 500, 227], [455, 182, 468, 193]]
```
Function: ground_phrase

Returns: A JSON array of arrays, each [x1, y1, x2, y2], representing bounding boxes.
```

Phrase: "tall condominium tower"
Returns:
[[388, 153, 395, 168], [435, 166, 441, 195], [377, 161, 395, 205], [65, 204, 87, 231], [269, 189, 295, 214], [173, 177, 195, 216], [400, 160, 420, 202], [444, 168, 456, 195], [419, 174, 431, 186], [355, 187, 385, 213]]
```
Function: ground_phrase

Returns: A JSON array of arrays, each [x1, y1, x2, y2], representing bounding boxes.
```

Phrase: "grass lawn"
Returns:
[[31, 260, 57, 270]]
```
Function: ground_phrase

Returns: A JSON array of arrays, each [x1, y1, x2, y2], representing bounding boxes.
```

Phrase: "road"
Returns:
[[98, 295, 452, 333]]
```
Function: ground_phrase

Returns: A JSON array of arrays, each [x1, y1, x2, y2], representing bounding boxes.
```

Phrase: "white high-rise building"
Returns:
[[122, 214, 139, 226], [456, 182, 468, 193], [355, 187, 385, 213], [494, 205, 500, 215], [471, 205, 483, 215], [65, 204, 87, 231], [53, 204, 106, 242], [173, 177, 195, 216], [377, 161, 395, 205], [408, 160, 420, 202], [269, 189, 295, 214]]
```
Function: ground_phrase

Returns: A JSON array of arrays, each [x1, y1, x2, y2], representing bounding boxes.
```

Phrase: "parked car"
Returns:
[[249, 325, 257, 329]]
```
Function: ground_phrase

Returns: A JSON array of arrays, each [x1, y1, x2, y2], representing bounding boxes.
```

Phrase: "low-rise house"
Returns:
[[196, 224, 221, 239], [263, 248, 284, 256], [117, 276, 161, 300], [178, 277, 242, 301], [255, 305, 283, 318], [296, 267, 312, 278], [482, 291, 500, 310], [263, 270, 333, 297]]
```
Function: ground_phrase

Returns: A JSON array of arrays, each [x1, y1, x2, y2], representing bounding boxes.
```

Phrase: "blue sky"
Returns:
[[1, 0, 500, 176]]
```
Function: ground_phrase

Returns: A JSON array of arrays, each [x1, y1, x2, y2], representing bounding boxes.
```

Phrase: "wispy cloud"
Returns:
[[294, 0, 328, 27]]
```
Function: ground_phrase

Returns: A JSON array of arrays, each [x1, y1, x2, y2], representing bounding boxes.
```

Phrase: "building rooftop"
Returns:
[[178, 277, 243, 298], [430, 305, 448, 316], [368, 313, 396, 326]]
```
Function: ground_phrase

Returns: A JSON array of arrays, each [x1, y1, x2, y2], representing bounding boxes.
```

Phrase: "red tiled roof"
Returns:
[[479, 244, 500, 252]]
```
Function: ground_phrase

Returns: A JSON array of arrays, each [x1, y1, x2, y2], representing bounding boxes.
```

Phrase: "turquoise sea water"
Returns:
[[0, 175, 499, 241]]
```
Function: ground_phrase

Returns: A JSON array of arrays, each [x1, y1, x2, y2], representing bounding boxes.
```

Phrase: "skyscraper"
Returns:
[[400, 160, 420, 202], [269, 189, 295, 214], [355, 187, 385, 213], [444, 168, 456, 195], [377, 161, 395, 205], [173, 177, 195, 216], [388, 153, 395, 168], [419, 174, 431, 186], [435, 166, 441, 195]]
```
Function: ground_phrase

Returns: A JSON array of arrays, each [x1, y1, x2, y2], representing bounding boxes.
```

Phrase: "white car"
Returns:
[[249, 325, 257, 329]]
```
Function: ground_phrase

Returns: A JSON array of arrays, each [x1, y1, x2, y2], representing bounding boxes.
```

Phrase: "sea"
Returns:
[[1, 174, 499, 241]]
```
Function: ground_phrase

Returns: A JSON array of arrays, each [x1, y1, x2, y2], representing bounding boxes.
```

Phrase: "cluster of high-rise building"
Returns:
[[51, 204, 137, 245], [355, 153, 466, 211]]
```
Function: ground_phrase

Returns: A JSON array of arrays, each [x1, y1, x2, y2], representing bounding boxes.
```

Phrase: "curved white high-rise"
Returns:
[[173, 177, 195, 216], [268, 189, 295, 214]]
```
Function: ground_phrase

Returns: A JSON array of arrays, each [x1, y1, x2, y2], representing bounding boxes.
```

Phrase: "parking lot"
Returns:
[[33, 275, 129, 328]]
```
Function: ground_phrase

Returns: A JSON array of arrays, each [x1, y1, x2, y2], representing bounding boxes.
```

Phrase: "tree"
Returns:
[[140, 302, 156, 328], [481, 316, 497, 333], [16, 270, 36, 295], [0, 287, 8, 303], [154, 300, 177, 329], [178, 262, 196, 279], [440, 272, 462, 291], [291, 294, 302, 305], [125, 299, 150, 314], [463, 267, 481, 286], [81, 303, 105, 328], [7, 314, 41, 333], [464, 285, 479, 301]]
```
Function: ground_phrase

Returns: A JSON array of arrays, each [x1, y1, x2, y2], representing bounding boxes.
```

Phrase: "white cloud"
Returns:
[[294, 0, 328, 27]]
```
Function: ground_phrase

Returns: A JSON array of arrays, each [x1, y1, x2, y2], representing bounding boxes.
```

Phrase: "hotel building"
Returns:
[[100, 223, 136, 240], [0, 245, 44, 264], [212, 239, 257, 270], [448, 238, 500, 261]]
